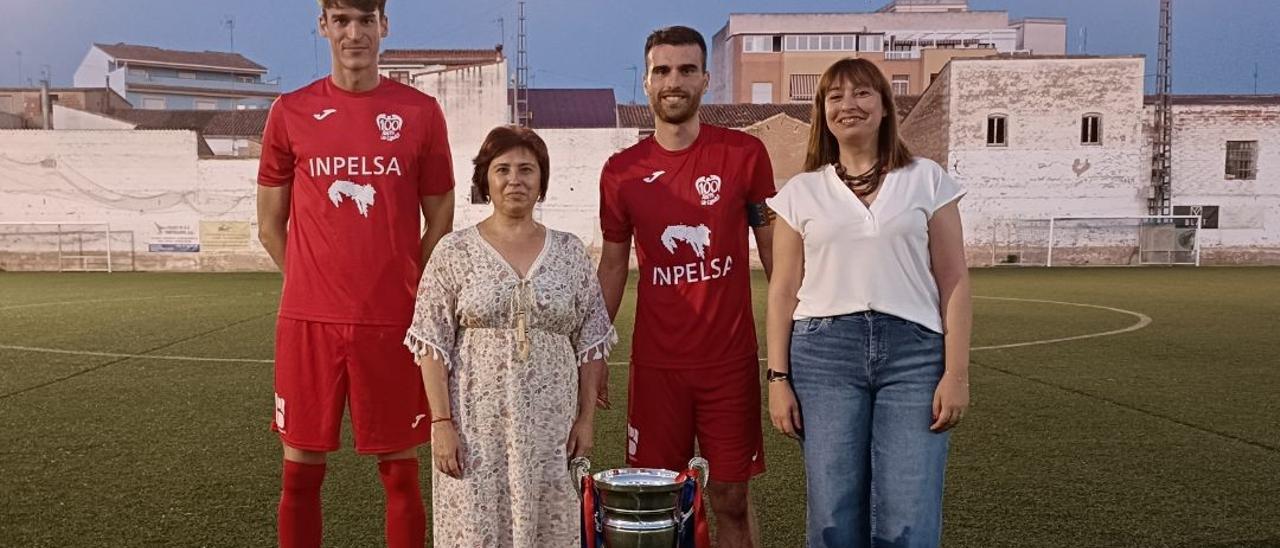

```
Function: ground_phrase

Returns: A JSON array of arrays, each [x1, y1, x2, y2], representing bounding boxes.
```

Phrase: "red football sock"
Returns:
[[279, 460, 326, 548], [378, 458, 426, 548]]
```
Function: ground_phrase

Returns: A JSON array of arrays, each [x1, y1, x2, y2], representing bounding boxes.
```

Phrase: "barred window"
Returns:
[[891, 75, 910, 97], [1225, 141, 1257, 180], [389, 71, 411, 85], [789, 73, 820, 102], [987, 114, 1007, 146], [1081, 114, 1102, 145]]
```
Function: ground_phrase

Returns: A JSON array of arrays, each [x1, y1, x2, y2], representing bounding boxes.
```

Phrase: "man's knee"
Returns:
[[283, 443, 328, 464], [708, 481, 752, 521]]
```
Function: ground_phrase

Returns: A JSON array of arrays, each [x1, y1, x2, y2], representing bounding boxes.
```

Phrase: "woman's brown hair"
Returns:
[[803, 58, 913, 173], [471, 125, 551, 203]]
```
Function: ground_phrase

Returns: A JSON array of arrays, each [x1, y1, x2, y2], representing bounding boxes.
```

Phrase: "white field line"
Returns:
[[0, 295, 1149, 366]]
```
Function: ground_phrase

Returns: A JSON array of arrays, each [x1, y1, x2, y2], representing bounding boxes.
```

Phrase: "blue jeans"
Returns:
[[790, 311, 949, 548]]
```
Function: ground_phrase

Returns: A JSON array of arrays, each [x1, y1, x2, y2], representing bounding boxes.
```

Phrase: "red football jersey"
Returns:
[[600, 124, 775, 369], [258, 76, 454, 326]]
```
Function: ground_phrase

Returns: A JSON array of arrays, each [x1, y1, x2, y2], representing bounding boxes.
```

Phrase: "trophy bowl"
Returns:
[[572, 457, 709, 548]]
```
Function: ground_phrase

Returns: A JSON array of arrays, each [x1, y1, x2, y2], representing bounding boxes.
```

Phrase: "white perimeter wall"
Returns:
[[0, 127, 639, 271]]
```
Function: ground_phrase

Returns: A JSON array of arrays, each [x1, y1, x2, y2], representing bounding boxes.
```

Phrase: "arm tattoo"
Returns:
[[747, 201, 776, 228]]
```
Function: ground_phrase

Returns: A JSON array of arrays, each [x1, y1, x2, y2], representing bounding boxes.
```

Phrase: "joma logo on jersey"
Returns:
[[377, 113, 403, 142], [653, 224, 734, 286]]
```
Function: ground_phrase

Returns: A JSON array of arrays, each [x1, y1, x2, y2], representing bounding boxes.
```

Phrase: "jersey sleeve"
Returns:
[[257, 97, 294, 187], [745, 138, 777, 203], [598, 158, 632, 243], [417, 99, 455, 197]]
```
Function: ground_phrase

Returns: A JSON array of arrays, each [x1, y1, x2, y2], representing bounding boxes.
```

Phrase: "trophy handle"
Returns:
[[687, 457, 709, 489], [570, 456, 592, 500]]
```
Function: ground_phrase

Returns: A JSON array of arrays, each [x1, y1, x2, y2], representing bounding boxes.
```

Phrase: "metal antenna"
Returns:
[[515, 1, 529, 126], [222, 17, 236, 52], [1149, 0, 1173, 216]]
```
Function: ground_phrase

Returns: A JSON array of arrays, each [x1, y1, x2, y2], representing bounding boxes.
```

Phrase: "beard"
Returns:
[[651, 90, 701, 125]]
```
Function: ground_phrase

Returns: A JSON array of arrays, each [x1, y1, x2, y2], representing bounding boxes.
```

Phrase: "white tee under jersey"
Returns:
[[766, 158, 965, 333]]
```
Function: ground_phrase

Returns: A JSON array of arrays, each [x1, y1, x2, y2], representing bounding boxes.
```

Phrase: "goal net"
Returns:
[[991, 215, 1201, 266], [0, 222, 129, 272]]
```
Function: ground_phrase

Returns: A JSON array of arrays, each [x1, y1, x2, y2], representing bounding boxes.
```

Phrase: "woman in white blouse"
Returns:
[[765, 58, 972, 548]]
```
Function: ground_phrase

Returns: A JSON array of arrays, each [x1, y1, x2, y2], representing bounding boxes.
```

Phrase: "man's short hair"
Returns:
[[316, 0, 386, 14], [644, 26, 707, 72]]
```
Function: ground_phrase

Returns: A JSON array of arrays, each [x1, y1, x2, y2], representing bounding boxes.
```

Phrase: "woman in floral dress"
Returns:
[[404, 125, 615, 547]]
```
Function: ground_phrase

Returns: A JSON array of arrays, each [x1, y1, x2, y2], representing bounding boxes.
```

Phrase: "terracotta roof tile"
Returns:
[[380, 48, 504, 66], [618, 96, 919, 129], [95, 43, 267, 73]]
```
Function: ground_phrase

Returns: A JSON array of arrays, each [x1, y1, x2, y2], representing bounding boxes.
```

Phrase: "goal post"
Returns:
[[0, 222, 129, 272], [991, 215, 1201, 267]]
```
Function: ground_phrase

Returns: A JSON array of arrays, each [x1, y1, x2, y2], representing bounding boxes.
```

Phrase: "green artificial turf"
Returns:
[[1, 268, 1277, 547]]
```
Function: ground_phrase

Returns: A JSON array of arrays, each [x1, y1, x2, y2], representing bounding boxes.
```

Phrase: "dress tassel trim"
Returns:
[[576, 327, 619, 365], [404, 331, 453, 370]]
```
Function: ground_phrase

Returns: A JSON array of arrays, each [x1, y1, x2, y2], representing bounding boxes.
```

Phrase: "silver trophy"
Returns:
[[572, 456, 709, 548]]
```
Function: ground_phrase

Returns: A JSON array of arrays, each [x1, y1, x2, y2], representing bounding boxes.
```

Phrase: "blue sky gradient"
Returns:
[[1, 0, 1275, 99]]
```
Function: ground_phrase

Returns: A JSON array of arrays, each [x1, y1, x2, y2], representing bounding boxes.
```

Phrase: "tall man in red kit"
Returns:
[[256, 1, 454, 546], [596, 25, 777, 548]]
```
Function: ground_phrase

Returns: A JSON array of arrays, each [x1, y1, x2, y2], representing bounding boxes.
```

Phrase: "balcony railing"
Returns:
[[125, 72, 280, 95], [885, 50, 920, 60]]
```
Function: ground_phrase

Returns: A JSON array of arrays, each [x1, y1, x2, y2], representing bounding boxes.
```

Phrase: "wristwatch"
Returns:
[[765, 369, 791, 383]]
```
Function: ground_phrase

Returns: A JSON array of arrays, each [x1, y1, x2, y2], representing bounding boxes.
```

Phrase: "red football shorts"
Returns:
[[271, 318, 429, 454], [625, 356, 766, 482]]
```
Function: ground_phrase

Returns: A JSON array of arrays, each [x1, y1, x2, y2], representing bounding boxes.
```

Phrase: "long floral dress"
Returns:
[[404, 226, 616, 547]]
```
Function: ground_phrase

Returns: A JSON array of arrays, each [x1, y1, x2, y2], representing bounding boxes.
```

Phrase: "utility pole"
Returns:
[[626, 65, 638, 104], [311, 28, 320, 78], [1149, 0, 1173, 217], [40, 65, 51, 129], [515, 1, 529, 126]]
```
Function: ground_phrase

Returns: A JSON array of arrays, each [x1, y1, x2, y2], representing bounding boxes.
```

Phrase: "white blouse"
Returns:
[[767, 158, 966, 333]]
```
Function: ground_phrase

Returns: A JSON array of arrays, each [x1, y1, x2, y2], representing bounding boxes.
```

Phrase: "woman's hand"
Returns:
[[566, 416, 595, 459], [930, 371, 969, 432], [768, 381, 804, 439], [431, 421, 464, 478]]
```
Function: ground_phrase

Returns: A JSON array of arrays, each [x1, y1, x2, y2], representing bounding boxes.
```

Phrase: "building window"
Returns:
[[129, 68, 148, 78], [1081, 114, 1102, 145], [389, 70, 411, 84], [1225, 141, 1257, 180], [789, 74, 820, 102], [891, 75, 910, 96], [141, 96, 166, 109], [195, 99, 218, 110], [987, 114, 1007, 146], [239, 76, 256, 83], [784, 34, 859, 52], [751, 82, 773, 104], [858, 34, 884, 52], [742, 35, 779, 53], [178, 71, 198, 79]]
